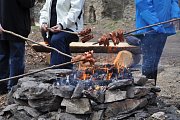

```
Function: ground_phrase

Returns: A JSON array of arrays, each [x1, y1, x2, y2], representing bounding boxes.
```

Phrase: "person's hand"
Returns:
[[40, 23, 48, 32], [48, 24, 62, 33], [0, 24, 4, 34]]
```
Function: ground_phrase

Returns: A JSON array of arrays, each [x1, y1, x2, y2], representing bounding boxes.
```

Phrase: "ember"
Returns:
[[75, 64, 132, 81]]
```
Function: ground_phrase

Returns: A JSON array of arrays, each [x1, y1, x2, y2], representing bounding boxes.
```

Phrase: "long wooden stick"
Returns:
[[124, 18, 180, 35], [47, 28, 78, 35], [92, 18, 180, 45], [2, 29, 72, 58], [0, 59, 83, 82]]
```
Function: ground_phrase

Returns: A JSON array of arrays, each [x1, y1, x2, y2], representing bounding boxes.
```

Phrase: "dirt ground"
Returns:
[[157, 32, 180, 107], [0, 21, 180, 109]]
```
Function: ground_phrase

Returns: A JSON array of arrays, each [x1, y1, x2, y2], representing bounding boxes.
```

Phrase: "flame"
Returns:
[[106, 72, 113, 80], [83, 72, 87, 80]]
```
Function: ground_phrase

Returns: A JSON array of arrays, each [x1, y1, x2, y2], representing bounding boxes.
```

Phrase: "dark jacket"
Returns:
[[0, 0, 35, 40]]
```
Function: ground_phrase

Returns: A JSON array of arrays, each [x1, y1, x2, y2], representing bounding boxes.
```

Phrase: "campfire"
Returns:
[[0, 47, 164, 120], [0, 54, 163, 120]]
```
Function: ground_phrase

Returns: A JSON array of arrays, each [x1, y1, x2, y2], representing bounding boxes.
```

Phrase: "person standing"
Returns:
[[40, 0, 85, 69], [135, 0, 180, 84], [0, 0, 35, 93]]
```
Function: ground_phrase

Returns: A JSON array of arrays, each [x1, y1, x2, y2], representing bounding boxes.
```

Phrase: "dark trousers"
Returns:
[[140, 33, 167, 79], [0, 40, 25, 91], [48, 30, 78, 69]]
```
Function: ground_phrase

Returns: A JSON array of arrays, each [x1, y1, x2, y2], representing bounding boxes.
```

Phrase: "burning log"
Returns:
[[113, 50, 141, 68]]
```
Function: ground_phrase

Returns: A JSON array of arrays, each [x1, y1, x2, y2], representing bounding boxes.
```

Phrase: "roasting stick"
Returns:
[[2, 29, 72, 58], [0, 59, 84, 82], [47, 28, 78, 35], [93, 18, 180, 45], [25, 41, 45, 61], [124, 18, 180, 35], [47, 28, 94, 43]]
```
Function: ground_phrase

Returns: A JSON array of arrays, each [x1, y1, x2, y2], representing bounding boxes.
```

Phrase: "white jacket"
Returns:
[[40, 0, 84, 32]]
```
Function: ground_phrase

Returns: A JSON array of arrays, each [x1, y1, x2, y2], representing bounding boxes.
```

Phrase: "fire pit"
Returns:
[[0, 63, 163, 120]]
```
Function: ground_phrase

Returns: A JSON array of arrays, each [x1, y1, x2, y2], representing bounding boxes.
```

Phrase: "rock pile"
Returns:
[[0, 69, 179, 120]]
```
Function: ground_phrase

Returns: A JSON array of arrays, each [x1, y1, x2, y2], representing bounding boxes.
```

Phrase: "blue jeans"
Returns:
[[140, 33, 167, 79], [48, 29, 78, 69], [0, 39, 25, 91]]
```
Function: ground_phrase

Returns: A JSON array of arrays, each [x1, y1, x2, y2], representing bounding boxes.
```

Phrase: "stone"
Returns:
[[146, 106, 161, 115], [166, 105, 179, 114], [56, 113, 91, 120], [109, 110, 140, 120], [17, 106, 41, 118], [145, 79, 156, 86], [7, 85, 18, 105], [13, 88, 28, 100], [145, 92, 157, 105], [91, 110, 104, 120], [150, 112, 166, 120], [133, 75, 148, 86], [0, 104, 17, 116], [0, 104, 36, 120], [0, 116, 6, 120], [18, 77, 36, 84], [71, 82, 85, 99], [24, 83, 53, 100], [134, 110, 150, 120], [13, 81, 54, 101], [92, 104, 107, 111], [108, 79, 133, 90], [105, 98, 148, 118], [14, 99, 29, 106], [150, 86, 161, 93], [13, 80, 40, 100], [105, 90, 126, 103], [53, 85, 75, 98], [83, 89, 105, 104], [28, 96, 62, 112], [126, 86, 150, 98], [38, 112, 57, 120], [61, 98, 92, 114]]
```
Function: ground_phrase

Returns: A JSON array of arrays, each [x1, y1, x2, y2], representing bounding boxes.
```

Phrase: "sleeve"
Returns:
[[171, 0, 180, 18], [39, 1, 49, 25], [57, 0, 85, 29], [135, 0, 165, 32], [16, 0, 35, 8]]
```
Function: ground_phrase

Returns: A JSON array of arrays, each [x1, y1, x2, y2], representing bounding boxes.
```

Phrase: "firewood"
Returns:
[[113, 50, 141, 68]]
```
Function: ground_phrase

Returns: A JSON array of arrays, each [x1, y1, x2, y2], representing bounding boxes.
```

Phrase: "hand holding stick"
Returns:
[[47, 27, 94, 43]]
